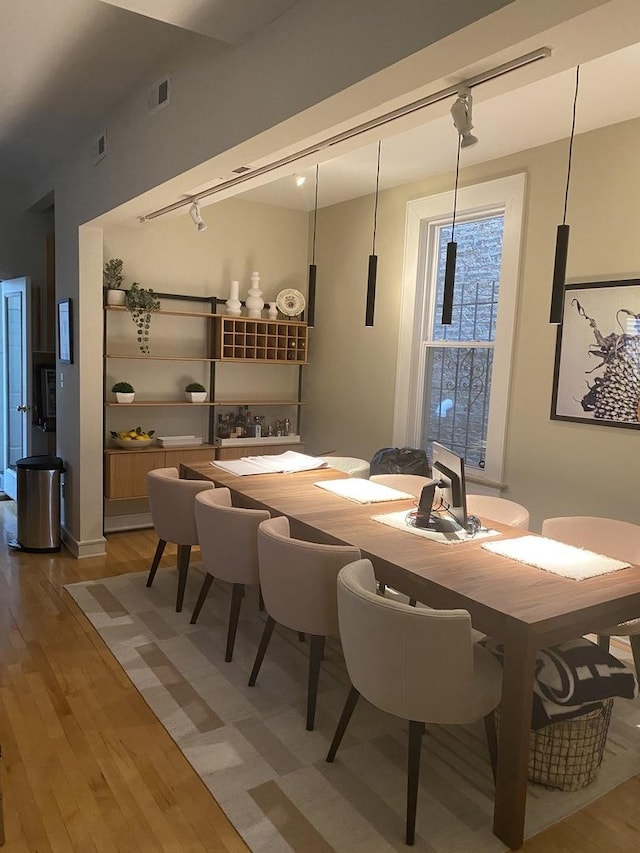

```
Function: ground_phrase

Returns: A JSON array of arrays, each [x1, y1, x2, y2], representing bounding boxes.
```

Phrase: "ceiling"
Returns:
[[0, 0, 299, 188], [3, 1, 640, 213]]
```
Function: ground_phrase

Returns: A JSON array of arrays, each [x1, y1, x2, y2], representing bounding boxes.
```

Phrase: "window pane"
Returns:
[[421, 345, 493, 468], [432, 215, 504, 342]]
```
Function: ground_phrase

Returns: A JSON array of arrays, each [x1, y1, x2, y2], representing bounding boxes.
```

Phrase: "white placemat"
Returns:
[[371, 510, 499, 545], [482, 535, 630, 580], [314, 479, 413, 504]]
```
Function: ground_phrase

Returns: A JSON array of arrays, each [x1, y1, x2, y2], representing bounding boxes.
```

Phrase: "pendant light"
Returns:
[[550, 66, 580, 325], [441, 133, 462, 325], [365, 141, 382, 326], [307, 165, 319, 327]]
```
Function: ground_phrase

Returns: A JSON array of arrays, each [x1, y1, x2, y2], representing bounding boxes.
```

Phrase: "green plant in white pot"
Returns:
[[184, 381, 207, 402], [125, 283, 160, 354], [104, 258, 126, 305], [112, 381, 135, 403]]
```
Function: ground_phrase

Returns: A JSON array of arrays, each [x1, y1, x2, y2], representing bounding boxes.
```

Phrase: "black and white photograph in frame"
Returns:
[[551, 279, 640, 429]]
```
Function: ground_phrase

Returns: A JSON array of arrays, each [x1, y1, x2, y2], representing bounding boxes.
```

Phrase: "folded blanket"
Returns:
[[481, 636, 638, 729]]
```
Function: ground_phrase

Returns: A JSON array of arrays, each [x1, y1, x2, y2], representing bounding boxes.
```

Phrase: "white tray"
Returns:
[[214, 435, 301, 447], [157, 436, 203, 447]]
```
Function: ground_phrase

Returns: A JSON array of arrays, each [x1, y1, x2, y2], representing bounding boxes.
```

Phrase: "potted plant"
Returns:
[[104, 258, 126, 305], [184, 381, 207, 402], [112, 381, 135, 403], [125, 282, 160, 354]]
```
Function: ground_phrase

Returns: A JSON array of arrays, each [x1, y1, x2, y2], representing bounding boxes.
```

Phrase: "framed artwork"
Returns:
[[57, 298, 73, 364], [551, 279, 640, 429]]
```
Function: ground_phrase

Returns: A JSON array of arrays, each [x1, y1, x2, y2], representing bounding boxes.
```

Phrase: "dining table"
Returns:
[[181, 460, 640, 850]]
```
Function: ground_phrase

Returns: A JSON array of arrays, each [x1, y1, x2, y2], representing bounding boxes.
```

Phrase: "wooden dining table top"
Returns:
[[182, 462, 640, 642]]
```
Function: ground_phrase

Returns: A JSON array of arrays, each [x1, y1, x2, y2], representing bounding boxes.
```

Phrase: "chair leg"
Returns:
[[326, 685, 360, 762], [146, 539, 166, 587], [258, 587, 265, 612], [248, 616, 276, 686], [484, 710, 498, 786], [298, 632, 306, 642], [628, 635, 640, 684], [306, 634, 325, 731], [175, 544, 191, 612], [190, 572, 214, 624], [597, 634, 610, 652], [406, 721, 425, 846], [225, 583, 244, 662]]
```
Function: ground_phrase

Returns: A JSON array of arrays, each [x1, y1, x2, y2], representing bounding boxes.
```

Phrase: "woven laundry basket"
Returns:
[[495, 698, 613, 791]]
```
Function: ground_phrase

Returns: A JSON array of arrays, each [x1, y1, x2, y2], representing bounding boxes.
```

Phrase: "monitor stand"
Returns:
[[412, 510, 463, 534]]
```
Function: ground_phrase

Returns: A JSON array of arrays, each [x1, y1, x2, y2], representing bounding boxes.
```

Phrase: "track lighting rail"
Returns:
[[139, 48, 550, 223]]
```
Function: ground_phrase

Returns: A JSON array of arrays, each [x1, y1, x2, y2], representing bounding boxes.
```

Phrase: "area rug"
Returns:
[[65, 568, 640, 853]]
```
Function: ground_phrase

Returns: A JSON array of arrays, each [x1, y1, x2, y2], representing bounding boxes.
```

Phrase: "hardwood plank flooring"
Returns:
[[0, 501, 636, 851]]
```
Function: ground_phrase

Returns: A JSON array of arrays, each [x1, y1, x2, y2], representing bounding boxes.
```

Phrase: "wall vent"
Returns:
[[148, 75, 171, 115], [93, 131, 107, 164]]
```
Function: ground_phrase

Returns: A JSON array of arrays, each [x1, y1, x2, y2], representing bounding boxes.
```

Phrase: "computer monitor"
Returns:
[[410, 441, 471, 535]]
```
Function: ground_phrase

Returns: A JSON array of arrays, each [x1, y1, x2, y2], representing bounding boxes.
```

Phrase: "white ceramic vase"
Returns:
[[267, 302, 278, 320], [225, 280, 242, 316], [245, 271, 264, 318]]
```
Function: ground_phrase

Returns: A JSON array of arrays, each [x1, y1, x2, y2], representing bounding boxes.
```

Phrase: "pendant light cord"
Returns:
[[311, 164, 319, 264], [562, 65, 580, 226], [451, 134, 462, 241], [371, 141, 381, 254]]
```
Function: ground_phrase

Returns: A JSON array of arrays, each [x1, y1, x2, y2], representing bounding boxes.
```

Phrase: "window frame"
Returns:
[[393, 173, 526, 485]]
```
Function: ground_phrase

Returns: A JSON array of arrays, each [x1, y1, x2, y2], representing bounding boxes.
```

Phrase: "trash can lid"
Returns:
[[16, 455, 65, 471]]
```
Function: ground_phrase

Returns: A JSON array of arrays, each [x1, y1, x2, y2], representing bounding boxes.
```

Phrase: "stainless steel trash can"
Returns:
[[14, 455, 64, 552]]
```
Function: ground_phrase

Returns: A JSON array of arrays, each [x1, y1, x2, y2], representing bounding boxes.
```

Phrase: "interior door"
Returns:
[[1, 277, 32, 499]]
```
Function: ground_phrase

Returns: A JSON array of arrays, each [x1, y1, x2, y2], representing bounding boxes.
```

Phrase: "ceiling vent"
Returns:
[[232, 166, 251, 174], [93, 130, 107, 164], [148, 76, 171, 115]]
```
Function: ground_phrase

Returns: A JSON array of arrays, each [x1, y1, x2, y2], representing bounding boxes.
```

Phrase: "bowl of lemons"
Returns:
[[111, 427, 155, 449]]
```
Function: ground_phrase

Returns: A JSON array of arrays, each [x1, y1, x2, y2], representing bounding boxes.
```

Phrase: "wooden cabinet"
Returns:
[[215, 442, 305, 460], [105, 446, 216, 499]]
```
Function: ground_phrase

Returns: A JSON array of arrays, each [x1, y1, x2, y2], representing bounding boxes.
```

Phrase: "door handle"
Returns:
[[16, 404, 29, 412]]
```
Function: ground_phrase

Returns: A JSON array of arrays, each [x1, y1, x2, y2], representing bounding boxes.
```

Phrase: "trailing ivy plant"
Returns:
[[125, 282, 160, 354]]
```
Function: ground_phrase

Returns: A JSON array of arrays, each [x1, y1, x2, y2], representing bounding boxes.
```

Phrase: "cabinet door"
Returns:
[[105, 451, 166, 499], [216, 443, 305, 460], [165, 447, 216, 468]]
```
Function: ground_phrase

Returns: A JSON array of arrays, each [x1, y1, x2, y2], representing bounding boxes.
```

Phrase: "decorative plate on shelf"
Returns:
[[275, 288, 306, 318]]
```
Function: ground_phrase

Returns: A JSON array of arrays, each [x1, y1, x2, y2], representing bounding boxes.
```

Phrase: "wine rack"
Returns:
[[213, 316, 307, 363]]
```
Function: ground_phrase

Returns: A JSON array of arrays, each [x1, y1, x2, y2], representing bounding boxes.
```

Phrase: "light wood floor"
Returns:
[[0, 502, 638, 852]]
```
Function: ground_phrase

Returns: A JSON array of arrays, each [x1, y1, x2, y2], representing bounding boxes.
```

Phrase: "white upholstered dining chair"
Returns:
[[323, 456, 371, 478], [369, 473, 434, 497], [466, 495, 530, 529], [249, 515, 361, 730], [191, 488, 270, 661], [541, 516, 640, 680], [145, 467, 214, 611], [327, 558, 502, 845]]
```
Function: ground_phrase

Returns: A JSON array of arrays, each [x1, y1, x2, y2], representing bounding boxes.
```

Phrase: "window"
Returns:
[[393, 175, 525, 486]]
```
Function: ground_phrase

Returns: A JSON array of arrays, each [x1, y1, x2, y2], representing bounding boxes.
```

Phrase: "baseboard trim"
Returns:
[[104, 512, 153, 534], [61, 528, 107, 559]]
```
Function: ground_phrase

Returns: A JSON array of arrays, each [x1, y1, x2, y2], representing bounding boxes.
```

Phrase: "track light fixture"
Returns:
[[450, 88, 478, 148], [189, 200, 207, 232], [549, 66, 580, 325]]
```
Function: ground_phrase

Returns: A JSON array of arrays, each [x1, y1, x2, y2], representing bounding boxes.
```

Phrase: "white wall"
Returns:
[[305, 116, 640, 529]]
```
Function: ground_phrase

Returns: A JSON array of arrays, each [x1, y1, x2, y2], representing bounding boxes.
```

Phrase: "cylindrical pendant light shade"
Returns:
[[549, 224, 570, 325], [365, 254, 378, 326], [307, 264, 317, 327], [441, 240, 457, 325]]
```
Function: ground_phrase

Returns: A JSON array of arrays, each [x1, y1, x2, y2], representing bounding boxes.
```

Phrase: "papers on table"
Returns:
[[211, 451, 329, 477], [314, 478, 414, 504]]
